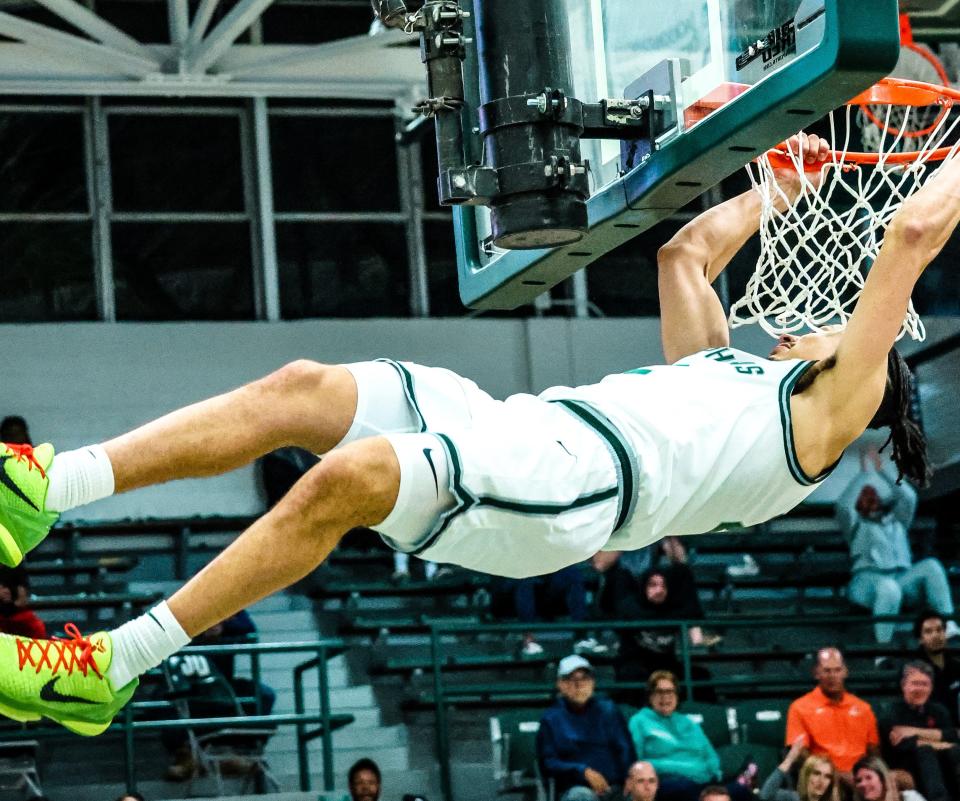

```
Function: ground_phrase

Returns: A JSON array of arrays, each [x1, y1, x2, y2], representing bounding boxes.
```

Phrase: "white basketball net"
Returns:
[[729, 97, 960, 342], [858, 45, 948, 154]]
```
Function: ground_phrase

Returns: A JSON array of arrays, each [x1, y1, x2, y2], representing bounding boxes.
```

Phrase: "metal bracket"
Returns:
[[619, 57, 687, 174]]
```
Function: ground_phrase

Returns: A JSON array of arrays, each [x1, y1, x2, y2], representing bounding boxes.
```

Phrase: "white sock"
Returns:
[[46, 444, 115, 512], [107, 601, 191, 689]]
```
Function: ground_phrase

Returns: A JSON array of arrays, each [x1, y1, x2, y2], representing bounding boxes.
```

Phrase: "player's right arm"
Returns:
[[657, 134, 830, 364], [809, 152, 960, 453]]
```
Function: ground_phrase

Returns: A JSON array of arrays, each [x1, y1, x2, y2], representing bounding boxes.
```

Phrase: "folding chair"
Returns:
[[163, 654, 279, 796], [491, 709, 549, 801], [0, 740, 42, 797]]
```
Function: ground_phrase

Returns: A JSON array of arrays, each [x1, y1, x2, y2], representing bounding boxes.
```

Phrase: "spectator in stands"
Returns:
[[627, 670, 750, 801], [853, 755, 926, 801], [0, 415, 30, 445], [195, 609, 276, 716], [257, 446, 319, 508], [598, 558, 714, 704], [623, 761, 658, 801], [510, 564, 593, 657], [392, 551, 440, 583], [786, 647, 880, 787], [536, 655, 636, 801], [881, 661, 960, 801], [759, 738, 840, 801], [0, 566, 45, 639], [837, 449, 956, 644], [162, 613, 275, 781], [914, 610, 960, 725], [348, 758, 381, 801], [699, 788, 731, 801], [595, 538, 714, 646]]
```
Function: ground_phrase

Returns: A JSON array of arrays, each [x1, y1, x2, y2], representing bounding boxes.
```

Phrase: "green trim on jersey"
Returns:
[[376, 358, 428, 432], [411, 431, 620, 556], [778, 360, 841, 486], [550, 399, 639, 533]]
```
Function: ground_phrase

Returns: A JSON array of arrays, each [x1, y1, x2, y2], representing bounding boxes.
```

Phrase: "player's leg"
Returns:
[[0, 359, 422, 566], [0, 434, 409, 735], [102, 359, 358, 493], [898, 558, 955, 617], [848, 571, 901, 643]]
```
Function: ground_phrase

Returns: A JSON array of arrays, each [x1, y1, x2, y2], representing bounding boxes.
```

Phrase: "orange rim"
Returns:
[[859, 45, 953, 138], [766, 77, 960, 169]]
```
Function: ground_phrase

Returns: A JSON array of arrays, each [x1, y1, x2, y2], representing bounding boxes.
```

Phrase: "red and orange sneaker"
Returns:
[[0, 624, 137, 736]]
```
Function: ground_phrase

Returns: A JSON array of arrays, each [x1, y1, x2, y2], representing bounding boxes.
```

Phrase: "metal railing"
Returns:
[[0, 639, 347, 794]]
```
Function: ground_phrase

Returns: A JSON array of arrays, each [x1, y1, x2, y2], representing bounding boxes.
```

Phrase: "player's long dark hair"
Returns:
[[796, 348, 932, 487], [868, 349, 932, 488]]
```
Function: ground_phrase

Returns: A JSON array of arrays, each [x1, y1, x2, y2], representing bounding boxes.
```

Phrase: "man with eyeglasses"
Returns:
[[536, 655, 636, 801]]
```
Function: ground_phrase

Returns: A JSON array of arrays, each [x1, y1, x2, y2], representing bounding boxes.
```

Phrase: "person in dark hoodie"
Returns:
[[537, 655, 636, 801], [598, 561, 712, 704]]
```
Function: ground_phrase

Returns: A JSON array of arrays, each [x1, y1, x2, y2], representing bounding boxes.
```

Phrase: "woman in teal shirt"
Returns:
[[628, 671, 749, 801]]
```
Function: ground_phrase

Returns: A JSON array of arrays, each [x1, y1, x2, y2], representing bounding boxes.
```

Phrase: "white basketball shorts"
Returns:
[[339, 359, 639, 579]]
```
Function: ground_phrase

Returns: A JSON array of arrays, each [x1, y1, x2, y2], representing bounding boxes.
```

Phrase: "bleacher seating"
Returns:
[[10, 504, 951, 800]]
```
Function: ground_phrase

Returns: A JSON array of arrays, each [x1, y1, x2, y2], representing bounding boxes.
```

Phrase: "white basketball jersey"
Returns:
[[539, 346, 838, 550]]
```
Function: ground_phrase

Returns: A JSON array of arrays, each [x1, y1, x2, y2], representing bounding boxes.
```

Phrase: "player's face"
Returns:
[[768, 325, 844, 361], [920, 617, 947, 653]]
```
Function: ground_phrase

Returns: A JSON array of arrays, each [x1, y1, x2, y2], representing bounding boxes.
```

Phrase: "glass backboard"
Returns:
[[453, 0, 901, 309]]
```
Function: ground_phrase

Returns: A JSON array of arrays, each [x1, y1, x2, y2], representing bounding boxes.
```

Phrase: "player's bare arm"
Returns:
[[796, 144, 960, 469], [657, 133, 831, 364]]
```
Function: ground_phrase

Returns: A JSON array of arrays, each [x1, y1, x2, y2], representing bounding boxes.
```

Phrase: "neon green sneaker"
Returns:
[[0, 442, 60, 567], [0, 625, 137, 736]]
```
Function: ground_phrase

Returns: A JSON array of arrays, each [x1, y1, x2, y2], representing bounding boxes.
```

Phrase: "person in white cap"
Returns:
[[536, 655, 636, 801]]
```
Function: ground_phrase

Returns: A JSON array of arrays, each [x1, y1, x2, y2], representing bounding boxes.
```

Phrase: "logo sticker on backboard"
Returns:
[[736, 20, 797, 72]]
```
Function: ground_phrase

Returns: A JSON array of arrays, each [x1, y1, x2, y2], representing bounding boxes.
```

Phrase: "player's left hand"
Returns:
[[772, 132, 831, 200]]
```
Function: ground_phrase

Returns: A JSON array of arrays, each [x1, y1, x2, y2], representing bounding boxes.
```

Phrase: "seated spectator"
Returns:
[[914, 610, 960, 725], [0, 566, 45, 639], [881, 661, 960, 801], [759, 738, 839, 801], [512, 564, 592, 656], [595, 538, 715, 645], [392, 551, 439, 583], [786, 647, 880, 787], [196, 609, 276, 716], [853, 756, 927, 801], [624, 761, 658, 801], [837, 449, 956, 644], [598, 557, 713, 704], [0, 415, 31, 445], [162, 615, 275, 781], [349, 758, 381, 801], [536, 655, 635, 801], [627, 671, 750, 801]]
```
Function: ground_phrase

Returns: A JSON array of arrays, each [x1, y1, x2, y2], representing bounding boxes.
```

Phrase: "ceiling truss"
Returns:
[[0, 0, 426, 99]]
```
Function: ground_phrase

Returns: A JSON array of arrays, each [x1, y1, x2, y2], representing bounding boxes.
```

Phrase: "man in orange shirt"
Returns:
[[786, 647, 880, 788]]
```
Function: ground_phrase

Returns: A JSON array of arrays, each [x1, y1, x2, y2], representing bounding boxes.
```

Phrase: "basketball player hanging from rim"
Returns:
[[0, 132, 943, 734]]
